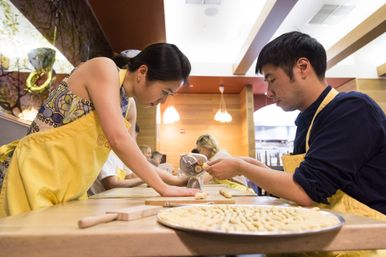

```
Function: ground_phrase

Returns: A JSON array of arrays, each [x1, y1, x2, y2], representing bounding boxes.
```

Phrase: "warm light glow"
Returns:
[[214, 85, 232, 123], [214, 109, 232, 123], [163, 105, 180, 124], [18, 107, 38, 122]]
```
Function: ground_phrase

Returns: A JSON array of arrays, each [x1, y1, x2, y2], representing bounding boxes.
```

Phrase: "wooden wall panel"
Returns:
[[240, 85, 256, 157], [158, 94, 244, 168], [136, 104, 157, 151], [336, 79, 356, 92], [336, 78, 386, 113]]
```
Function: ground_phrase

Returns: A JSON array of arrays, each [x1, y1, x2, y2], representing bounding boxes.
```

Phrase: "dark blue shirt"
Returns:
[[293, 86, 386, 214]]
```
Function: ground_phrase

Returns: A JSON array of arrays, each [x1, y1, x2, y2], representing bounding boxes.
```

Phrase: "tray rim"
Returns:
[[157, 204, 345, 236]]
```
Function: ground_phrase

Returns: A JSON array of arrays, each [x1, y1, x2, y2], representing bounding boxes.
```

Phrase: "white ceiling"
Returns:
[[164, 0, 386, 78]]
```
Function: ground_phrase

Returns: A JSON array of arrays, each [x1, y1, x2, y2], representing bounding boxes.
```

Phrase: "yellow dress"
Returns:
[[279, 88, 386, 257], [0, 69, 129, 217]]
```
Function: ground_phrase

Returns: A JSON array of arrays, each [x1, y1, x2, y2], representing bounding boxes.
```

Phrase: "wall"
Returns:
[[0, 112, 29, 145], [240, 85, 255, 157], [336, 78, 386, 112], [135, 103, 157, 152]]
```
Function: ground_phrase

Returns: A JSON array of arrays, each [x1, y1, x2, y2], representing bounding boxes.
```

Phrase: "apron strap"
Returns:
[[305, 88, 339, 152]]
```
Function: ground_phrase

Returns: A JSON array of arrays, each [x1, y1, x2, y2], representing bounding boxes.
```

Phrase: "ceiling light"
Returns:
[[163, 97, 180, 125], [214, 85, 232, 123]]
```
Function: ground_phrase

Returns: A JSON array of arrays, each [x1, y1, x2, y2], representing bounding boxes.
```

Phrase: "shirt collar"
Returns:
[[295, 86, 332, 127]]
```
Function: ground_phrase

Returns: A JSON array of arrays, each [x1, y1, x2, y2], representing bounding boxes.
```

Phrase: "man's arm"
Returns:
[[207, 157, 314, 206]]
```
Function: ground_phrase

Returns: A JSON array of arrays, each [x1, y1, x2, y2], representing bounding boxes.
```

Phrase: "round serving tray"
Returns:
[[157, 204, 345, 236]]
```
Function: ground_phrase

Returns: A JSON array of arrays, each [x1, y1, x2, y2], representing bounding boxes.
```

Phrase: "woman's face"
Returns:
[[196, 145, 212, 159], [143, 147, 152, 159], [138, 80, 182, 107], [132, 65, 183, 107]]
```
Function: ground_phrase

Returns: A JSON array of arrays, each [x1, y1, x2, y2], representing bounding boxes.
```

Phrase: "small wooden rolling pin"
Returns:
[[78, 205, 162, 229]]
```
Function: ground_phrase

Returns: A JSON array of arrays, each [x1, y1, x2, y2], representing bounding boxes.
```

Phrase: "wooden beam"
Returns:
[[377, 62, 386, 77], [327, 4, 386, 70], [232, 0, 298, 75]]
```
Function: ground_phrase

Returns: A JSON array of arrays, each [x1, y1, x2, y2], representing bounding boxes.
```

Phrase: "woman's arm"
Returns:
[[71, 58, 195, 196]]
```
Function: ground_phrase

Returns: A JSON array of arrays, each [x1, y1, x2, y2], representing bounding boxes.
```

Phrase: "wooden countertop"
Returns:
[[0, 195, 385, 257]]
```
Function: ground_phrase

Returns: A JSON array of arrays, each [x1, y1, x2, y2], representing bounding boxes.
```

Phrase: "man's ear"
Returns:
[[296, 57, 311, 79]]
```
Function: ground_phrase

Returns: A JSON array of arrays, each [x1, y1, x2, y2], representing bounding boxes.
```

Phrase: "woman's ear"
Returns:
[[137, 65, 148, 82]]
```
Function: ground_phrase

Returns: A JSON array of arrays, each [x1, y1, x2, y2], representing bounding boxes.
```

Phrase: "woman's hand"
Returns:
[[156, 168, 189, 186], [160, 185, 199, 197], [206, 157, 243, 180]]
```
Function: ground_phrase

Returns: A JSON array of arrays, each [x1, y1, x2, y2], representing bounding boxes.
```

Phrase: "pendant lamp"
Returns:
[[214, 85, 232, 123]]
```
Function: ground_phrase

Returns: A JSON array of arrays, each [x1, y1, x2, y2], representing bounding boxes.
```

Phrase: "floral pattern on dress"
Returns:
[[27, 80, 95, 134]]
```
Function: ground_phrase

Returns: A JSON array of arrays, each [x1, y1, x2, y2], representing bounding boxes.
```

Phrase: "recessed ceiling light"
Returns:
[[204, 7, 219, 16]]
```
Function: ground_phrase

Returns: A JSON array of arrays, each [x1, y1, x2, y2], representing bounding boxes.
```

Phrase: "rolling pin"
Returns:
[[78, 205, 162, 229]]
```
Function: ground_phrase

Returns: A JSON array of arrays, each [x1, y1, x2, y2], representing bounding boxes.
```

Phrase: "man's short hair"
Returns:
[[255, 31, 327, 81], [152, 151, 162, 159]]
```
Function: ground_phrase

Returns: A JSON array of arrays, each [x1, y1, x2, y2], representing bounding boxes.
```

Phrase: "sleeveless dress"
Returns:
[[0, 68, 130, 217]]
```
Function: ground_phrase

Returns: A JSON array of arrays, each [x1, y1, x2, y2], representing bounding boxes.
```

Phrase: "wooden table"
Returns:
[[0, 195, 385, 257]]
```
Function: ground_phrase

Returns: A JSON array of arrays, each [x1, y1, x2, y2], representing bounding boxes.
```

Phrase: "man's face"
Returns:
[[261, 64, 302, 112], [153, 155, 162, 165]]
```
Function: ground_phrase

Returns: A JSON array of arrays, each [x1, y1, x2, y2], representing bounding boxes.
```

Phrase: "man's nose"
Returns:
[[265, 90, 274, 99]]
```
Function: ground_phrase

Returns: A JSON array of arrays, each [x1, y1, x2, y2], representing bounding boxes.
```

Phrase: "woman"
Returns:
[[0, 43, 197, 217], [196, 134, 248, 190], [139, 145, 152, 160]]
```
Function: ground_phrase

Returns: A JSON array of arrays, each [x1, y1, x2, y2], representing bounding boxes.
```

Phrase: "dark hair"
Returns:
[[191, 148, 199, 153], [151, 151, 162, 159], [255, 31, 326, 81], [112, 43, 191, 84]]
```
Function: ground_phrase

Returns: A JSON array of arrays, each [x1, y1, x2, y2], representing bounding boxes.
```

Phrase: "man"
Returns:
[[206, 31, 386, 216], [151, 151, 163, 167]]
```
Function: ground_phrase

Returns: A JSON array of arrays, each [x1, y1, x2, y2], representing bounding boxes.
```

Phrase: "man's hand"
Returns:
[[206, 157, 243, 179]]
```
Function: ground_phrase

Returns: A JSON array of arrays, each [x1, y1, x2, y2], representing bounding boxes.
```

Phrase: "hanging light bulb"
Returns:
[[163, 105, 180, 124], [214, 85, 232, 123]]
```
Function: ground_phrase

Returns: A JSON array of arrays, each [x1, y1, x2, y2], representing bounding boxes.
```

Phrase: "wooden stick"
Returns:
[[78, 213, 118, 229]]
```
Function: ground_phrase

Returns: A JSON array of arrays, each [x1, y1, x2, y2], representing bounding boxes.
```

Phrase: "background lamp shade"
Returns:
[[214, 85, 232, 123], [163, 105, 180, 124]]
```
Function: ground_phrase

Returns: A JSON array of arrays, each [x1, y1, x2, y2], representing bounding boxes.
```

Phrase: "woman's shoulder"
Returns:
[[81, 57, 117, 73], [70, 57, 119, 85]]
